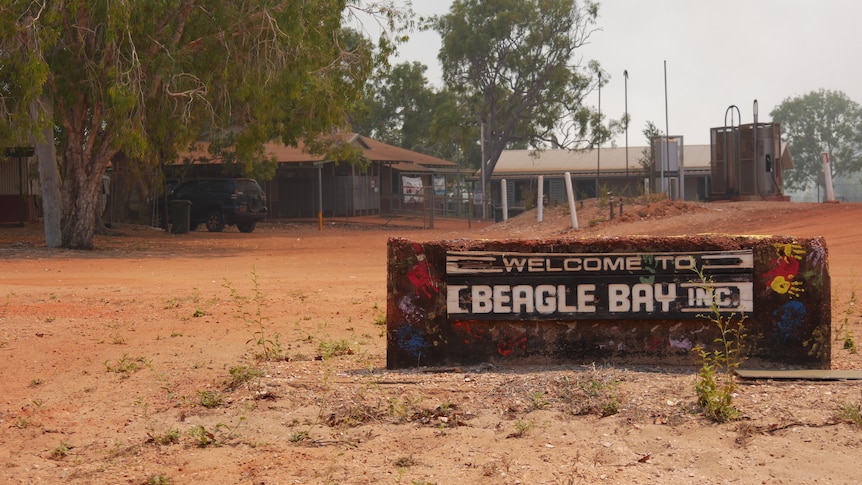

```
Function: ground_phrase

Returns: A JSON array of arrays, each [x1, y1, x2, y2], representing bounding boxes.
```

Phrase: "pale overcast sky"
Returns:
[[390, 0, 862, 146]]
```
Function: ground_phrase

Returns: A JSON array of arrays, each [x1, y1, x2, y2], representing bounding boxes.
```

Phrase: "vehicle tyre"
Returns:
[[205, 210, 225, 232], [248, 195, 263, 213], [237, 221, 257, 233]]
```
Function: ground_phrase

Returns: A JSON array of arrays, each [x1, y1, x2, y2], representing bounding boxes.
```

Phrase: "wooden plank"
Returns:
[[736, 369, 862, 381]]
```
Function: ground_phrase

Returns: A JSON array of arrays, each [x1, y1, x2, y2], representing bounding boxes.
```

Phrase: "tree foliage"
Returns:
[[637, 121, 663, 188], [0, 0, 402, 249], [770, 89, 862, 192], [432, 0, 609, 186], [351, 61, 482, 170], [352, 61, 437, 149], [428, 89, 483, 170]]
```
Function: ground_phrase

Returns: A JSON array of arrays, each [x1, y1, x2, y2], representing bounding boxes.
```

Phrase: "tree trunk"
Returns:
[[60, 152, 111, 250], [30, 98, 63, 248]]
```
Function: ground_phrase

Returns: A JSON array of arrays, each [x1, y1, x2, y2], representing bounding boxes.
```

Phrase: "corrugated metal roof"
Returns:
[[178, 132, 456, 169], [494, 145, 712, 176]]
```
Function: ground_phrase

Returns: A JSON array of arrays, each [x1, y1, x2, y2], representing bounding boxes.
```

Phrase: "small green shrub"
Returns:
[[149, 429, 181, 445], [49, 441, 72, 460], [187, 425, 221, 448], [224, 269, 286, 362], [553, 373, 621, 417], [318, 339, 353, 359], [15, 416, 37, 429], [528, 390, 550, 410], [835, 401, 862, 426], [372, 303, 387, 326], [692, 267, 747, 423], [843, 331, 857, 354], [198, 390, 224, 408], [105, 354, 151, 378], [509, 419, 534, 438], [227, 365, 264, 390]]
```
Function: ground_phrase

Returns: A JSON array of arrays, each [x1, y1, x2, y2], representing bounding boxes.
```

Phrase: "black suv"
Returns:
[[162, 178, 267, 233]]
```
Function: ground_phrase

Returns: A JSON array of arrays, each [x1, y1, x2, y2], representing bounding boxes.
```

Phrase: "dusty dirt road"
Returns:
[[1, 199, 861, 484]]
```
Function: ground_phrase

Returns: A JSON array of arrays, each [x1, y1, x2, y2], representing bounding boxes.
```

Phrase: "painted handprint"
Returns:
[[406, 243, 440, 298], [765, 242, 805, 297], [769, 275, 804, 297], [639, 255, 657, 285], [775, 242, 805, 261]]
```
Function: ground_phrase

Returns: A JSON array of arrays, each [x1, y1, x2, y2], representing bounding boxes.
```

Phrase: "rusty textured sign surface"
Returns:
[[386, 235, 830, 369]]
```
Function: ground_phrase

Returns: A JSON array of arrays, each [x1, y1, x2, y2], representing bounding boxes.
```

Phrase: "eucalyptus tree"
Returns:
[[0, 1, 401, 249], [636, 121, 663, 191], [432, 0, 611, 189], [770, 89, 862, 192], [352, 61, 438, 149]]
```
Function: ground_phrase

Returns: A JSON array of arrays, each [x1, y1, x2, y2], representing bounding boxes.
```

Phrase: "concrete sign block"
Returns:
[[386, 235, 830, 369]]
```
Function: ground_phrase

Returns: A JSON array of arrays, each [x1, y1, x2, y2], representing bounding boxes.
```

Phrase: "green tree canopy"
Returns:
[[0, 0, 402, 249], [432, 0, 610, 187], [770, 89, 862, 192], [637, 120, 663, 188], [352, 61, 437, 149], [351, 61, 481, 169]]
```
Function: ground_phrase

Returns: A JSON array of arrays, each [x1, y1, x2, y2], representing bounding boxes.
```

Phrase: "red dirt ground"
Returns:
[[1, 198, 861, 484]]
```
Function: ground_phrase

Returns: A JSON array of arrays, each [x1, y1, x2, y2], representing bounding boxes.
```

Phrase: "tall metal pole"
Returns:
[[317, 164, 323, 230], [753, 99, 759, 196], [624, 70, 629, 178], [725, 105, 740, 197], [663, 60, 669, 196], [480, 120, 487, 220], [596, 72, 601, 199]]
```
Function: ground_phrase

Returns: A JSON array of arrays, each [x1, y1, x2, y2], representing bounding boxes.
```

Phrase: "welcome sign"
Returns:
[[446, 250, 753, 319], [386, 235, 831, 370]]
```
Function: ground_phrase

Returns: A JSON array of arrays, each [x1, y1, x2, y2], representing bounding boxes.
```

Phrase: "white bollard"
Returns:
[[501, 179, 508, 221], [564, 172, 578, 229], [537, 175, 544, 223]]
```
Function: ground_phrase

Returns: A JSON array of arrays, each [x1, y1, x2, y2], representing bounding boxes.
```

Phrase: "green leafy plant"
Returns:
[[373, 312, 387, 327], [318, 338, 354, 359], [834, 401, 862, 426], [579, 379, 621, 417], [104, 354, 151, 378], [509, 419, 534, 438], [224, 269, 285, 362], [843, 331, 857, 354], [148, 429, 181, 445], [198, 390, 224, 408], [834, 288, 857, 353], [553, 372, 621, 417], [15, 416, 36, 429], [692, 267, 747, 423], [226, 365, 265, 390], [186, 419, 245, 449], [528, 390, 550, 410], [187, 425, 220, 448], [49, 441, 72, 460]]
